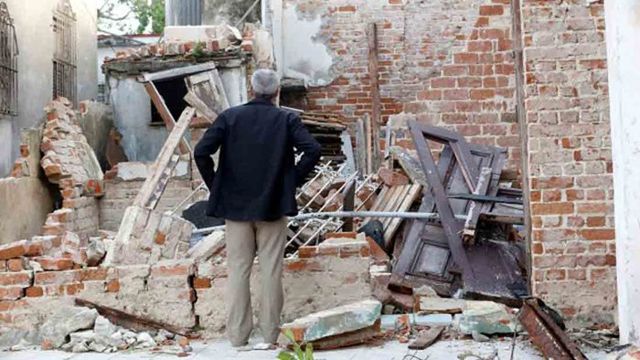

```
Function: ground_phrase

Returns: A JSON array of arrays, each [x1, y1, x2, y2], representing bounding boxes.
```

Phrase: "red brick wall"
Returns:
[[521, 0, 615, 326], [292, 0, 520, 166], [288, 0, 616, 326]]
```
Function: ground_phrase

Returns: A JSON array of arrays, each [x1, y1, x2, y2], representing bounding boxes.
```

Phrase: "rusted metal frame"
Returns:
[[143, 81, 191, 154], [518, 298, 588, 360], [409, 121, 473, 277]]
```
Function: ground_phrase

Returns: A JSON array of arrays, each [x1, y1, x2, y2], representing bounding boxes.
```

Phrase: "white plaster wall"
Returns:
[[605, 0, 640, 346], [108, 77, 168, 162], [108, 65, 248, 162], [281, 3, 333, 86], [0, 0, 97, 177]]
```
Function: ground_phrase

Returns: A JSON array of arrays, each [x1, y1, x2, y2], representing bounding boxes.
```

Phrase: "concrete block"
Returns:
[[455, 301, 519, 335], [281, 299, 382, 343]]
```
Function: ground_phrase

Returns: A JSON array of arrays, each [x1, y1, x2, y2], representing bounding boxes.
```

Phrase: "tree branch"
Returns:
[[98, 9, 134, 21]]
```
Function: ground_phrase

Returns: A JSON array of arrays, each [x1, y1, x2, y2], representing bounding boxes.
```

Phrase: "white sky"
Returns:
[[98, 0, 145, 35]]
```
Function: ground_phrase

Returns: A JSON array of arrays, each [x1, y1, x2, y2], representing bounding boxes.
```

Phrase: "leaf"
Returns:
[[277, 351, 297, 360], [305, 343, 314, 360], [283, 329, 296, 342], [293, 342, 304, 360]]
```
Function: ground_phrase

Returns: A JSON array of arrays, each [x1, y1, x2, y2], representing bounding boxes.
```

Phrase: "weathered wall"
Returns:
[[605, 0, 640, 345], [272, 0, 616, 326], [0, 238, 373, 339], [99, 179, 195, 231], [201, 0, 260, 26], [522, 0, 615, 327], [275, 0, 520, 167], [0, 178, 53, 245], [0, 0, 97, 177], [107, 65, 248, 162], [195, 239, 373, 335], [77, 101, 114, 170]]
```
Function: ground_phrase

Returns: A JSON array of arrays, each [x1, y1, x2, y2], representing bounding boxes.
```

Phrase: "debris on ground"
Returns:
[[0, 16, 616, 360]]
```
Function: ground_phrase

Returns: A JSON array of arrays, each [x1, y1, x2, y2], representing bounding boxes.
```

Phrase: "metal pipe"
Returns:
[[193, 211, 467, 235]]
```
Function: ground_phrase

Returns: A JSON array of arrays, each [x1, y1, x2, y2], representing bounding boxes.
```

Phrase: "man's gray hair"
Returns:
[[251, 69, 280, 96]]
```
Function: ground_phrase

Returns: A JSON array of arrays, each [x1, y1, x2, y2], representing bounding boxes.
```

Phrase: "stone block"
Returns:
[[187, 231, 225, 262], [455, 301, 519, 335], [280, 299, 382, 343], [40, 307, 99, 348], [418, 297, 467, 314]]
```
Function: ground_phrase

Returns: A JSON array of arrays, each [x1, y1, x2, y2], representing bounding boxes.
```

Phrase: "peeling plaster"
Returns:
[[282, 4, 334, 86]]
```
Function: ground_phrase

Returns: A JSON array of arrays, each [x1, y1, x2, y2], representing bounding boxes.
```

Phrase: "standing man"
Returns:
[[194, 69, 322, 347]]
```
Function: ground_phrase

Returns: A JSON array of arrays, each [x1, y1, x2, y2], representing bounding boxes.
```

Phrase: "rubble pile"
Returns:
[[0, 58, 607, 360], [102, 24, 251, 64]]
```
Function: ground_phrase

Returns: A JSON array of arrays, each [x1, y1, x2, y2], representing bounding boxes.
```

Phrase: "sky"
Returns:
[[98, 0, 144, 35]]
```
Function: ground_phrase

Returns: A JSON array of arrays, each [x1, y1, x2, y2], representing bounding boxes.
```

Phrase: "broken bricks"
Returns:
[[103, 205, 193, 266]]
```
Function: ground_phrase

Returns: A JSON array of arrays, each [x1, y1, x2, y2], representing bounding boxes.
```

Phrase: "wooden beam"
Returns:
[[139, 63, 218, 82], [75, 298, 193, 336], [367, 22, 382, 172], [143, 81, 191, 154], [134, 107, 196, 210], [184, 90, 217, 123]]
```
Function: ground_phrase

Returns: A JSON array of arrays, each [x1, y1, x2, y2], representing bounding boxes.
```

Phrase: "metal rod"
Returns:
[[170, 182, 209, 214], [193, 211, 466, 235]]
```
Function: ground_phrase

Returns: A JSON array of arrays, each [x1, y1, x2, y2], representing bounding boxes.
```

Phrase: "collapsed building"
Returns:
[[0, 0, 630, 357]]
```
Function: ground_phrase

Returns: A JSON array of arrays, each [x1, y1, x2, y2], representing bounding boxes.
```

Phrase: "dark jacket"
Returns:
[[194, 97, 322, 222]]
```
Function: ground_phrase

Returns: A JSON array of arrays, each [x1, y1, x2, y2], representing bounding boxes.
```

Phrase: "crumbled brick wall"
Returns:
[[99, 179, 195, 231], [194, 240, 373, 336], [289, 0, 520, 166], [0, 239, 374, 338], [522, 0, 615, 326]]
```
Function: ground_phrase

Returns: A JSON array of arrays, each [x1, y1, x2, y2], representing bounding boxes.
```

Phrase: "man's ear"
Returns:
[[273, 88, 281, 106]]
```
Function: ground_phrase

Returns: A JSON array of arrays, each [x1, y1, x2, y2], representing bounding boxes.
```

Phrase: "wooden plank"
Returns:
[[364, 113, 373, 174], [355, 118, 368, 175], [380, 185, 408, 230], [185, 69, 230, 116], [384, 184, 422, 246], [184, 90, 218, 123], [367, 22, 382, 172], [342, 180, 356, 231], [140, 63, 218, 82], [75, 298, 192, 336], [143, 82, 191, 154], [408, 326, 444, 350], [134, 107, 196, 210], [340, 131, 356, 175]]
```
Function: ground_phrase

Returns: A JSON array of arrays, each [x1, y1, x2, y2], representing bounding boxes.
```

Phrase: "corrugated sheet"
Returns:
[[165, 0, 202, 26]]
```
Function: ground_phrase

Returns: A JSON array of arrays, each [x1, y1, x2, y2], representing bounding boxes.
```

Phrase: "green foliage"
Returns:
[[277, 330, 314, 360], [191, 41, 205, 58], [98, 0, 165, 34]]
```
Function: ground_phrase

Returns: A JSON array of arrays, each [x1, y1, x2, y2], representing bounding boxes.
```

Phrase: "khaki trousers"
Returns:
[[224, 217, 287, 346]]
